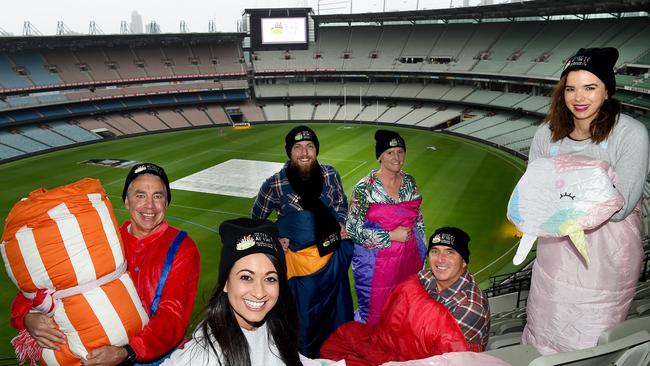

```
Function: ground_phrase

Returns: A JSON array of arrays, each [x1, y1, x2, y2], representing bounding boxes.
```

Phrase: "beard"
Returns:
[[290, 159, 318, 179]]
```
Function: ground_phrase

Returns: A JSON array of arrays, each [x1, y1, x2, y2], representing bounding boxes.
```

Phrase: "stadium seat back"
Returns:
[[598, 315, 650, 345]]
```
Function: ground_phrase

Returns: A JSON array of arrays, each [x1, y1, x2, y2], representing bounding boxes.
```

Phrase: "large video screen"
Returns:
[[260, 17, 307, 45]]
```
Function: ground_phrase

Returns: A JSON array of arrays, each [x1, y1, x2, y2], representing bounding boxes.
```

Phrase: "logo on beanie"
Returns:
[[134, 165, 147, 174], [295, 130, 312, 141], [236, 235, 256, 251], [565, 55, 590, 71], [432, 233, 455, 246], [389, 138, 400, 147], [235, 232, 278, 252]]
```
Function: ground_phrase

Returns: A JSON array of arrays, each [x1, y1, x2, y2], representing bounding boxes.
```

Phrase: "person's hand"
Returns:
[[340, 224, 349, 240], [279, 238, 290, 252], [389, 226, 412, 242], [82, 345, 128, 366], [24, 313, 65, 350]]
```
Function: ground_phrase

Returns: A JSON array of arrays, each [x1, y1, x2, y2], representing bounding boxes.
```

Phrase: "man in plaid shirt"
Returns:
[[419, 227, 491, 351], [251, 125, 353, 358]]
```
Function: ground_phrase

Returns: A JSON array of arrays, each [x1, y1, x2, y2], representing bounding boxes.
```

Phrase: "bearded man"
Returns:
[[251, 125, 353, 358]]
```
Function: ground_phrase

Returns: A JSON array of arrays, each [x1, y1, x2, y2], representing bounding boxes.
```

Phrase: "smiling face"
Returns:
[[379, 146, 405, 173], [428, 245, 466, 291], [289, 140, 318, 176], [224, 253, 279, 330], [124, 174, 168, 239], [564, 70, 608, 127]]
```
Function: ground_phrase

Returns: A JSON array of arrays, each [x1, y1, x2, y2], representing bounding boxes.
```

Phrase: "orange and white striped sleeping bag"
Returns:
[[1, 178, 148, 366]]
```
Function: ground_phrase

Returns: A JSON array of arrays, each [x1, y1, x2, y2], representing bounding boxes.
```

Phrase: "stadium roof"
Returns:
[[0, 32, 245, 52], [313, 0, 650, 24]]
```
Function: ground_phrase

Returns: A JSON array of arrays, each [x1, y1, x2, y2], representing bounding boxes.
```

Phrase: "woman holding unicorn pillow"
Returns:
[[523, 47, 649, 354]]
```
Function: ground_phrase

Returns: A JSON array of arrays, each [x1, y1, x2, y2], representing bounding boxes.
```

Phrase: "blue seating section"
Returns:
[[20, 124, 74, 147], [0, 55, 32, 89], [0, 130, 49, 153], [0, 144, 23, 159], [48, 121, 99, 142], [10, 52, 63, 86]]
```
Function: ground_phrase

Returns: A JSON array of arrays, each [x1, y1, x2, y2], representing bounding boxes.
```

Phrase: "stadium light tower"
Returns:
[[88, 21, 104, 35], [180, 20, 189, 33], [23, 21, 43, 36], [56, 21, 76, 35], [120, 21, 130, 34]]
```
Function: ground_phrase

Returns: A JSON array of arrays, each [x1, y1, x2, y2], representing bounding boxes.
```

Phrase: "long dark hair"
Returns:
[[546, 74, 621, 144], [200, 253, 301, 366]]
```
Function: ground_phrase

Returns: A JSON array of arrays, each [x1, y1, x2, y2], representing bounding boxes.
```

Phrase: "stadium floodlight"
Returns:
[[120, 21, 130, 34], [56, 21, 76, 36], [22, 21, 43, 36], [88, 21, 104, 35], [180, 20, 189, 33]]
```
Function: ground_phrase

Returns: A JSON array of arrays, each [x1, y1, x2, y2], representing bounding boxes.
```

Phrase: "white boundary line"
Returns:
[[473, 239, 521, 276]]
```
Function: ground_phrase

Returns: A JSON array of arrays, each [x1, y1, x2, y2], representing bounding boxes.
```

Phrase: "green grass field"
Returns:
[[0, 122, 527, 358]]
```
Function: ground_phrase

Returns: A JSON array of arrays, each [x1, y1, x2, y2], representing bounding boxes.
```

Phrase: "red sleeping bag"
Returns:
[[321, 275, 469, 365]]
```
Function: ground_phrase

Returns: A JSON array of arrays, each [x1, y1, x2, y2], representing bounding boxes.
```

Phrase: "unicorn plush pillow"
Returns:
[[507, 154, 624, 265]]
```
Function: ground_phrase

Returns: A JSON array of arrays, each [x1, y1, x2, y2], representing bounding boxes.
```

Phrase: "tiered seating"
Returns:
[[395, 105, 438, 125], [317, 27, 351, 70], [234, 101, 265, 122], [342, 27, 381, 71], [391, 83, 425, 99], [472, 118, 532, 141], [463, 90, 503, 105], [202, 105, 230, 124], [10, 52, 63, 86], [312, 102, 340, 121], [73, 48, 121, 81], [289, 102, 314, 121], [440, 85, 474, 102], [0, 129, 49, 152], [19, 124, 74, 147], [332, 103, 363, 121], [369, 26, 411, 70], [490, 93, 531, 109], [417, 84, 451, 100], [501, 21, 578, 76], [41, 49, 92, 83], [0, 144, 24, 160], [357, 101, 391, 122], [376, 104, 413, 124], [514, 95, 550, 113], [0, 54, 33, 88], [48, 121, 100, 142], [450, 114, 513, 135], [177, 106, 215, 126], [262, 102, 288, 121], [155, 109, 192, 129], [417, 107, 464, 128]]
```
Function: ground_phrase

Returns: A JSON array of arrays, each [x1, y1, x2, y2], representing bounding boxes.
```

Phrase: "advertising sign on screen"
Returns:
[[261, 17, 307, 44]]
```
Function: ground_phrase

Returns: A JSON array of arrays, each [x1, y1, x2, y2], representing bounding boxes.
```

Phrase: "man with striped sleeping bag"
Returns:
[[10, 163, 200, 365]]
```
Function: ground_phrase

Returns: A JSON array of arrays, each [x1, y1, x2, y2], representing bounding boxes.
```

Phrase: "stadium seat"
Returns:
[[487, 332, 523, 350], [491, 318, 526, 336], [598, 315, 650, 345], [527, 331, 650, 366], [484, 343, 541, 365], [612, 342, 650, 366]]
